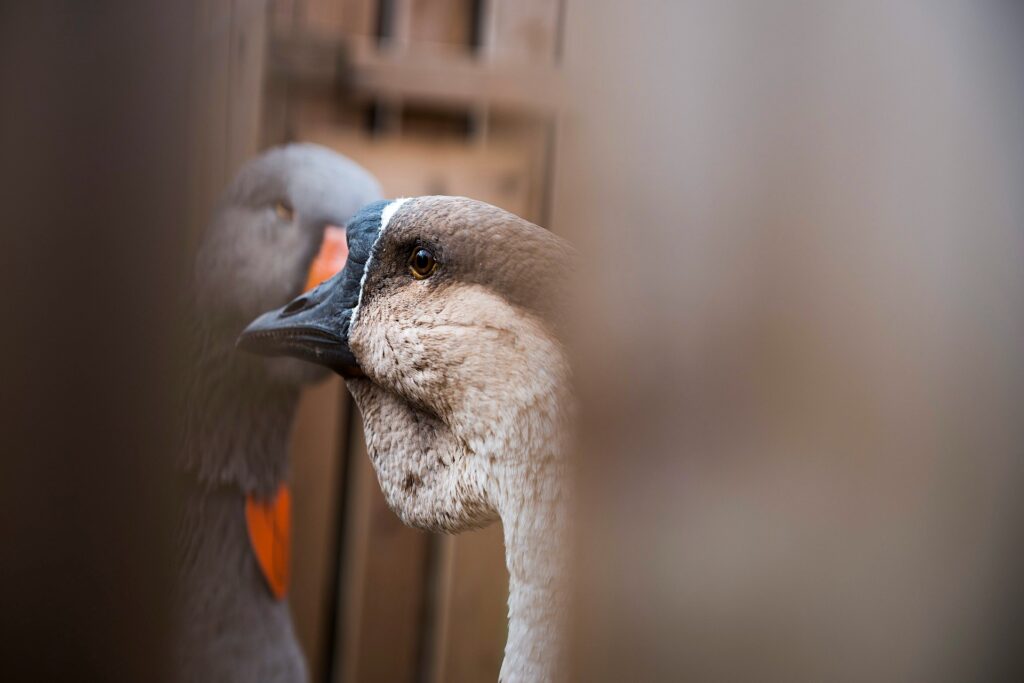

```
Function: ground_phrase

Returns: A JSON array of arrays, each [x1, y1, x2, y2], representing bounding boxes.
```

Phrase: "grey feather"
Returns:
[[176, 144, 380, 683]]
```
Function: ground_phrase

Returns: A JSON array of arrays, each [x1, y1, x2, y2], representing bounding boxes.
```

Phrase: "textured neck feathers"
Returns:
[[347, 326, 573, 682], [489, 382, 571, 683], [499, 454, 573, 683]]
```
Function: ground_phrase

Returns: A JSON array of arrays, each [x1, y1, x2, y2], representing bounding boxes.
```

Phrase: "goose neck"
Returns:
[[498, 472, 571, 683]]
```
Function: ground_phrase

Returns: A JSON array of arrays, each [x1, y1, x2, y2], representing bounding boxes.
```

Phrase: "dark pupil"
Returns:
[[414, 250, 431, 270]]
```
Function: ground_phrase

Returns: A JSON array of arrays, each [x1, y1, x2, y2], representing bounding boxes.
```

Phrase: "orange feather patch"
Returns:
[[244, 227, 346, 599], [245, 484, 292, 600], [304, 225, 349, 293]]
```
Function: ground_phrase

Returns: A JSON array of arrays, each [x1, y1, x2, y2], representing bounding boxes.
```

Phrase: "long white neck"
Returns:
[[498, 462, 570, 683], [488, 363, 573, 683]]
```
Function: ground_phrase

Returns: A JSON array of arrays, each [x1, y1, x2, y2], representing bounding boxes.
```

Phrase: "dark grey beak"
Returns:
[[237, 266, 364, 378], [237, 197, 394, 378]]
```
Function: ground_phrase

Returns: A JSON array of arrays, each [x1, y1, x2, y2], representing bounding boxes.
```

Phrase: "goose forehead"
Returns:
[[384, 195, 499, 237], [350, 195, 573, 326], [379, 197, 410, 233], [384, 196, 560, 257], [345, 197, 413, 258], [349, 197, 410, 327]]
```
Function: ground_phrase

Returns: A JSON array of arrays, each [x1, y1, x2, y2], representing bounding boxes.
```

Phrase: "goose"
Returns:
[[238, 196, 576, 682], [178, 143, 381, 682]]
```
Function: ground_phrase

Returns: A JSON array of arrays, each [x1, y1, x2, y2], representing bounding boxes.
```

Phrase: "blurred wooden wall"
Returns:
[[0, 2, 198, 681], [552, 3, 1024, 682], [187, 0, 270, 246], [265, 2, 565, 682]]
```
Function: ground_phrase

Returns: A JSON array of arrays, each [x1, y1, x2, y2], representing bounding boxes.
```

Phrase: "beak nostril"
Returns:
[[281, 296, 309, 317]]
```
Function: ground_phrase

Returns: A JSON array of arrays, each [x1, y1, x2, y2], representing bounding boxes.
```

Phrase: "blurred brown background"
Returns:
[[4, 2, 1024, 682]]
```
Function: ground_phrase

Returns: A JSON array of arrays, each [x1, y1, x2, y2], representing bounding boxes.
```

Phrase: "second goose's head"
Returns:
[[239, 196, 575, 531], [194, 143, 381, 386]]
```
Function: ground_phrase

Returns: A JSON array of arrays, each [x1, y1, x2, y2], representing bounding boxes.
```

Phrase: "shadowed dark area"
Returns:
[[0, 2, 195, 681]]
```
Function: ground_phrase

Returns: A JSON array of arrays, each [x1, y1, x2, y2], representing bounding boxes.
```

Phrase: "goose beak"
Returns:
[[237, 264, 364, 378]]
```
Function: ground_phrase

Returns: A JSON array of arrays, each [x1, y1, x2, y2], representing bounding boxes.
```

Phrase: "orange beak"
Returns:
[[303, 225, 349, 293]]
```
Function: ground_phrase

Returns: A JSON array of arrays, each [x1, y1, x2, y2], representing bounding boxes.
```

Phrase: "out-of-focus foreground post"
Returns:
[[555, 2, 1024, 681], [0, 2, 197, 681]]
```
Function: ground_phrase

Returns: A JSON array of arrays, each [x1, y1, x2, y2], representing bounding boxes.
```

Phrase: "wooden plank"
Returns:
[[431, 526, 509, 683], [302, 0, 345, 36], [288, 377, 349, 682], [408, 0, 475, 51], [272, 0, 377, 145], [348, 37, 562, 113], [340, 0, 380, 37], [303, 0, 378, 38], [333, 418, 431, 683], [270, 0, 299, 33], [0, 3, 196, 680], [388, 0, 413, 47], [225, 0, 269, 179], [490, 0, 560, 64], [332, 417, 371, 683], [265, 33, 562, 113], [299, 128, 534, 216], [186, 0, 233, 245], [356, 466, 432, 682], [422, 535, 456, 682], [484, 112, 555, 224]]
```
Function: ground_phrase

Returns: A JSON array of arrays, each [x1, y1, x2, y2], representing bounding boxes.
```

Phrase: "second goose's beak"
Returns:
[[237, 265, 364, 378]]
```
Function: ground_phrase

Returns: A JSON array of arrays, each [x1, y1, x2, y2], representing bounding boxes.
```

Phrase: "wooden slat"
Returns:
[[332, 417, 371, 683], [302, 0, 345, 36], [387, 0, 413, 47], [408, 0, 475, 51], [430, 526, 509, 683], [302, 0, 378, 38], [341, 0, 382, 38], [356, 469, 432, 682], [186, 0, 233, 245], [270, 0, 299, 33], [349, 37, 562, 113], [187, 0, 270, 244], [490, 0, 560, 64], [226, 0, 269, 179], [288, 377, 349, 682], [333, 419, 432, 683], [266, 33, 562, 113], [484, 113, 556, 224], [299, 128, 535, 217]]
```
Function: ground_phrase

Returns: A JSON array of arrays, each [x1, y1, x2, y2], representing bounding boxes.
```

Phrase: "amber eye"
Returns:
[[408, 247, 437, 279], [274, 200, 294, 222]]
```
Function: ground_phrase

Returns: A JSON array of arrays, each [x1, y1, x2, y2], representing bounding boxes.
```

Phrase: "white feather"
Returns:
[[350, 197, 409, 329]]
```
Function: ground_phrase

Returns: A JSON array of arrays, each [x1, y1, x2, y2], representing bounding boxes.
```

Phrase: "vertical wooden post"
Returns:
[[0, 2, 198, 681]]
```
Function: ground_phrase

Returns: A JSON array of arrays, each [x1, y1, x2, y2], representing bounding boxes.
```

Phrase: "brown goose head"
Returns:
[[239, 196, 575, 531]]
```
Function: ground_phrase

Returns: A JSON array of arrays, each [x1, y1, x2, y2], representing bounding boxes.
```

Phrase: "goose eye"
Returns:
[[274, 201, 294, 222], [408, 247, 437, 279]]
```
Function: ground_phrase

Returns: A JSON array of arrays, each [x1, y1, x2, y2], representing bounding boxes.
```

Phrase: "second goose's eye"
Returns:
[[274, 201, 294, 222], [408, 247, 437, 279]]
